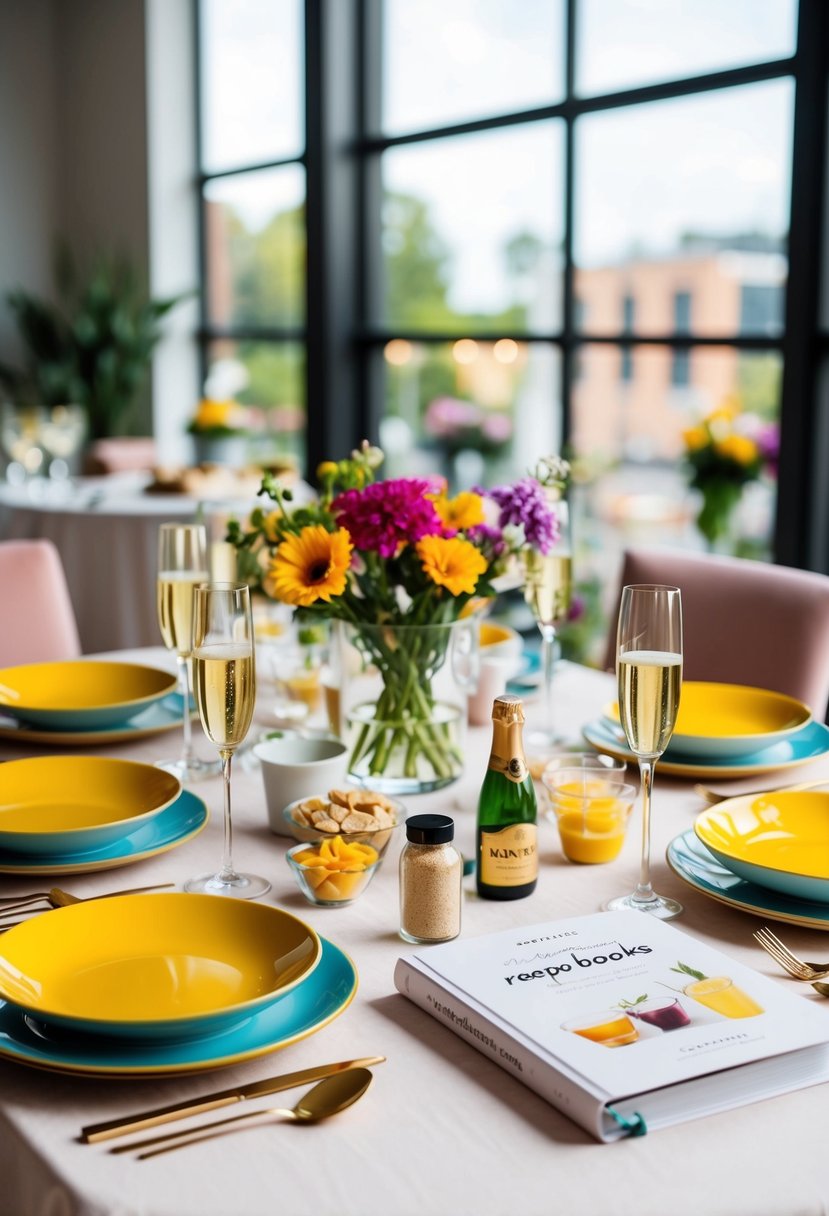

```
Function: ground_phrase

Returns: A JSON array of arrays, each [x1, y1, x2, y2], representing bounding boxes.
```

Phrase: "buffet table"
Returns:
[[0, 653, 828, 1216]]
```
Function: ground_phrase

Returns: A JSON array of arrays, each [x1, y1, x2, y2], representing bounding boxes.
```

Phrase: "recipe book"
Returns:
[[394, 911, 829, 1142]]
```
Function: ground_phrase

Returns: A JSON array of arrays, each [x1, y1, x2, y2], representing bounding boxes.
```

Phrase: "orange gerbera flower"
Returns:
[[266, 526, 353, 607], [416, 534, 487, 597], [432, 491, 485, 531]]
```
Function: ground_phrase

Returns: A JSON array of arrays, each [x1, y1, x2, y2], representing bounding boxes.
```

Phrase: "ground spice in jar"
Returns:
[[399, 814, 462, 944]]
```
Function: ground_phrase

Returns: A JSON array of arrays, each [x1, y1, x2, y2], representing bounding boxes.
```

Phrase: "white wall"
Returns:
[[0, 0, 198, 442]]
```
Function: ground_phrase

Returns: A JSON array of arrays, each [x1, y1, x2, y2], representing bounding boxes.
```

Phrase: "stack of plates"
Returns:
[[583, 682, 829, 779], [668, 789, 829, 930], [0, 893, 358, 1076], [0, 660, 186, 745], [0, 756, 207, 874]]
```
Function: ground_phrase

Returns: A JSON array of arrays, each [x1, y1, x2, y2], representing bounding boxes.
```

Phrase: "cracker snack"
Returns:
[[290, 788, 399, 849]]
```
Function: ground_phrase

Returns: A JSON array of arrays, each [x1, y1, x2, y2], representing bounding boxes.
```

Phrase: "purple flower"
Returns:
[[468, 522, 505, 560], [757, 422, 780, 474], [486, 478, 560, 555], [332, 478, 442, 558]]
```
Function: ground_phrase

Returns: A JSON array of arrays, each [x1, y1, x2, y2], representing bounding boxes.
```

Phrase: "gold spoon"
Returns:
[[120, 1068, 374, 1160], [694, 778, 829, 807]]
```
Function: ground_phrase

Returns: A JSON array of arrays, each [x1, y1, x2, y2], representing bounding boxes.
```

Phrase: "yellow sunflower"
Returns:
[[262, 510, 282, 543], [416, 534, 488, 597], [431, 491, 485, 531], [266, 525, 353, 607]]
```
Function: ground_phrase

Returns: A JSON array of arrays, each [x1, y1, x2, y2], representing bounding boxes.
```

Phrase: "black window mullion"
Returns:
[[560, 0, 577, 450], [775, 0, 829, 570]]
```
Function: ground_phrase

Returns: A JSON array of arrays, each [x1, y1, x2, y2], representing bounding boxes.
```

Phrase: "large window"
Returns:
[[195, 0, 829, 604]]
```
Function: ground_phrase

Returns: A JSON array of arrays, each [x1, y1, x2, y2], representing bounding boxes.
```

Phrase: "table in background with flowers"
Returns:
[[1, 648, 829, 1216]]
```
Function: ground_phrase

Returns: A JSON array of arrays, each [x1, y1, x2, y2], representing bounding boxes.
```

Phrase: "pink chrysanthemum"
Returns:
[[332, 478, 442, 558]]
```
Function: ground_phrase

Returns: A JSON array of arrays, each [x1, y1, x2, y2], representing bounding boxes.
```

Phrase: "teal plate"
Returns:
[[0, 789, 208, 875], [0, 692, 196, 747], [666, 828, 829, 930], [0, 937, 357, 1076], [583, 717, 829, 779]]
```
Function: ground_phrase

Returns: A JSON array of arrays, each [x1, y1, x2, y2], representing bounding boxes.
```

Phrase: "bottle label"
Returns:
[[488, 754, 529, 784], [480, 823, 538, 887]]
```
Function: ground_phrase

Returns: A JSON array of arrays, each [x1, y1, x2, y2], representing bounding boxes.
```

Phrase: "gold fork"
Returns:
[[753, 926, 829, 982], [690, 778, 826, 807], [0, 882, 175, 920]]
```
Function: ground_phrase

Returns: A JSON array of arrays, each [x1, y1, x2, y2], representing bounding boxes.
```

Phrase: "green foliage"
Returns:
[[670, 961, 706, 981], [0, 250, 185, 440]]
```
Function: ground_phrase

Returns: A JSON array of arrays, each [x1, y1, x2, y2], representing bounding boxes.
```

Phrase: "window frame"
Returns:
[[194, 0, 829, 569]]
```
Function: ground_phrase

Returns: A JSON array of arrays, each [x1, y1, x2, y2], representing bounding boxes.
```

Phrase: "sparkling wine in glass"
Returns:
[[156, 523, 212, 782], [185, 581, 270, 898], [605, 583, 683, 920], [522, 499, 572, 749]]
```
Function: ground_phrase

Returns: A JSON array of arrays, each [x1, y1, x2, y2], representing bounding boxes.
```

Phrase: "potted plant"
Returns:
[[0, 249, 185, 442], [187, 397, 251, 466]]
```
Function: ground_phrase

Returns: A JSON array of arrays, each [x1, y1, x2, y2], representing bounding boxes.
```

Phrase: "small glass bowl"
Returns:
[[281, 793, 407, 859], [286, 840, 383, 907]]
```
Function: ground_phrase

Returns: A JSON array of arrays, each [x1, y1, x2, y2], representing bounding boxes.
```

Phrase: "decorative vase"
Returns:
[[193, 434, 249, 466], [696, 480, 743, 553], [335, 618, 478, 795]]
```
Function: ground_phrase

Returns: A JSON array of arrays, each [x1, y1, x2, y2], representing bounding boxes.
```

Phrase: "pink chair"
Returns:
[[0, 539, 81, 666], [605, 546, 829, 718]]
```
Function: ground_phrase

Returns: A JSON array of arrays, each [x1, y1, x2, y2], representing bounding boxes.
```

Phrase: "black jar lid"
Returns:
[[406, 814, 455, 845]]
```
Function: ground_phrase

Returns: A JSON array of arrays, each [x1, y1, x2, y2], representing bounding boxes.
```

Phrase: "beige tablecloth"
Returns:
[[0, 654, 827, 1216]]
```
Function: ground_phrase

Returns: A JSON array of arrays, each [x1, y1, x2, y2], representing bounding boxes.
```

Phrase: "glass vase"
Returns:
[[336, 618, 478, 795]]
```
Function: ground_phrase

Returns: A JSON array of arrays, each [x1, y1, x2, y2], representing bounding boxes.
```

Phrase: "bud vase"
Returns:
[[336, 618, 478, 795]]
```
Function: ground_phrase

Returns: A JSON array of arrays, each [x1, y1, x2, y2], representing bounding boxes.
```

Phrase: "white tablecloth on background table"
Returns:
[[0, 654, 828, 1216]]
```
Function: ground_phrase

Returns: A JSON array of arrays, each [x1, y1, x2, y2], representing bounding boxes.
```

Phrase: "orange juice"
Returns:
[[567, 1012, 639, 1047], [556, 806, 627, 863], [280, 670, 321, 711], [683, 976, 764, 1019]]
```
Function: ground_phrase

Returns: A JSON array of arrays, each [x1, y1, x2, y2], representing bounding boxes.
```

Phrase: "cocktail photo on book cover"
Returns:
[[395, 911, 829, 1141]]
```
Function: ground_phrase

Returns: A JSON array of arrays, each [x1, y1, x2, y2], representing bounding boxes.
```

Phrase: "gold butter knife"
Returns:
[[80, 1056, 386, 1143]]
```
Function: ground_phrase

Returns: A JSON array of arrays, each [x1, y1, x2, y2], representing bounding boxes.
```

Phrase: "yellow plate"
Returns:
[[605, 682, 812, 759], [0, 893, 322, 1039], [0, 662, 178, 731], [582, 717, 829, 779], [695, 791, 829, 902], [0, 757, 181, 855]]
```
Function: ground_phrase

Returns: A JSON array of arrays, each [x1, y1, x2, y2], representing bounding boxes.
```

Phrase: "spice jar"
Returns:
[[399, 814, 463, 944]]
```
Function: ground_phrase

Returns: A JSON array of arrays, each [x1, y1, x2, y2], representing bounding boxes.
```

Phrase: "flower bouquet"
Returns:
[[188, 397, 251, 465], [229, 443, 563, 793], [683, 402, 778, 548]]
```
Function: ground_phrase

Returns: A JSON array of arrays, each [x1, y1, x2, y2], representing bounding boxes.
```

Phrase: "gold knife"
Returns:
[[79, 1056, 386, 1143]]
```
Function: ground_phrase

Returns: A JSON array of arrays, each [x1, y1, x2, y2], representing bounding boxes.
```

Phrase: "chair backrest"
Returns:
[[83, 437, 158, 475], [605, 546, 829, 719], [0, 539, 82, 666]]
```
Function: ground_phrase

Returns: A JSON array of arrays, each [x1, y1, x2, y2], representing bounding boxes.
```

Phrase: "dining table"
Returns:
[[0, 649, 828, 1216]]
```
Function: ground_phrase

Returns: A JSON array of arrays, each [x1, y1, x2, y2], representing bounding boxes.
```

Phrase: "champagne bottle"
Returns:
[[476, 694, 538, 900]]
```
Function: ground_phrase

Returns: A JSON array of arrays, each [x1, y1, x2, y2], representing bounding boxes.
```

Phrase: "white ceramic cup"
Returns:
[[254, 735, 349, 835]]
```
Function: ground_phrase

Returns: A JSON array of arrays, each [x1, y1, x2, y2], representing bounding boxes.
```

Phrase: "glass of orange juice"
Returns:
[[544, 773, 637, 864], [562, 1010, 639, 1047], [682, 976, 764, 1019]]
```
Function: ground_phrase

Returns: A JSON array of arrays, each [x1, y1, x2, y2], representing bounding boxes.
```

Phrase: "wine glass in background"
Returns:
[[606, 583, 683, 920], [0, 402, 46, 482], [39, 404, 86, 482], [186, 581, 270, 897], [156, 523, 211, 782], [522, 497, 572, 749]]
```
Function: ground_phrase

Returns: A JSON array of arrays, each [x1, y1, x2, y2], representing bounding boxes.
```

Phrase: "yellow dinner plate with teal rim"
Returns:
[[0, 757, 181, 856], [582, 716, 829, 779], [0, 936, 357, 1077], [694, 790, 829, 902], [0, 893, 322, 1040], [604, 682, 812, 759], [0, 661, 178, 731]]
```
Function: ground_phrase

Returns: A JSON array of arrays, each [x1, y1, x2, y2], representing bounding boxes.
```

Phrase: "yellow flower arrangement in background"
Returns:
[[682, 398, 778, 547], [187, 397, 249, 437]]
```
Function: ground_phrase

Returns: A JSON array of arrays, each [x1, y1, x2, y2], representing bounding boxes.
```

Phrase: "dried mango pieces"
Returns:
[[292, 834, 380, 903]]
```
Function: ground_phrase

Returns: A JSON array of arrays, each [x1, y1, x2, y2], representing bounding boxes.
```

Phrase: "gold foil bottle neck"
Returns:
[[491, 694, 524, 725]]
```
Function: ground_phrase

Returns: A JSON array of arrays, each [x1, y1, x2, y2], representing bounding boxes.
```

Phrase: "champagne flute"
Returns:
[[185, 582, 270, 897], [606, 584, 683, 919], [522, 498, 572, 749], [156, 523, 212, 782]]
